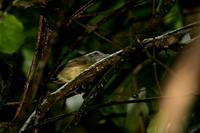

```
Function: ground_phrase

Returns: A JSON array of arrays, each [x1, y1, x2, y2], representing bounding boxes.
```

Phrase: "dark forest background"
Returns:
[[0, 0, 200, 132]]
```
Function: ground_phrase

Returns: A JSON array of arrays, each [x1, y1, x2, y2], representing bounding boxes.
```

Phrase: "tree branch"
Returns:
[[18, 22, 194, 132]]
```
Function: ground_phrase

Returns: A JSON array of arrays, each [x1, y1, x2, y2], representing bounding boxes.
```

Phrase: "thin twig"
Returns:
[[5, 100, 37, 106], [90, 96, 161, 110], [133, 59, 152, 74], [26, 112, 76, 131], [47, 0, 96, 80], [132, 59, 152, 96], [30, 24, 53, 100], [62, 64, 120, 132], [73, 20, 121, 48], [79, 10, 112, 18], [14, 16, 44, 120], [95, 0, 146, 27], [153, 62, 162, 94], [145, 48, 175, 77], [63, 0, 95, 28], [0, 122, 12, 128], [89, 91, 199, 111], [143, 21, 200, 48]]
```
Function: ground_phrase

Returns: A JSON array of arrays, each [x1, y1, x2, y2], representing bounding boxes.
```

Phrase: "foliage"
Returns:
[[0, 14, 24, 54], [0, 0, 199, 133]]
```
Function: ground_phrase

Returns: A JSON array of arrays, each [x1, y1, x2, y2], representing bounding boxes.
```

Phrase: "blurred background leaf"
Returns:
[[0, 14, 24, 54]]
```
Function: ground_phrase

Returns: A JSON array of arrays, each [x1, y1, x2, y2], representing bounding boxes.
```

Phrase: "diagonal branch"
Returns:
[[18, 23, 193, 132]]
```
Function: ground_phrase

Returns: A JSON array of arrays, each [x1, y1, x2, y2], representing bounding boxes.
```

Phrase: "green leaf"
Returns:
[[147, 113, 162, 133], [0, 14, 24, 54], [147, 112, 187, 133], [164, 3, 183, 29]]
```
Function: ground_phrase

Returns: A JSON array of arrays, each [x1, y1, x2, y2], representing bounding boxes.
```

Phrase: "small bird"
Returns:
[[56, 51, 108, 84]]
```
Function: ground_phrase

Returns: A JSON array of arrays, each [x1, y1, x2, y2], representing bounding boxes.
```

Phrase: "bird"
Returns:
[[55, 51, 109, 84]]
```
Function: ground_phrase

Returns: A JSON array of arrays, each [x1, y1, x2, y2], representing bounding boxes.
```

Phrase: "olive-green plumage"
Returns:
[[56, 51, 108, 84]]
